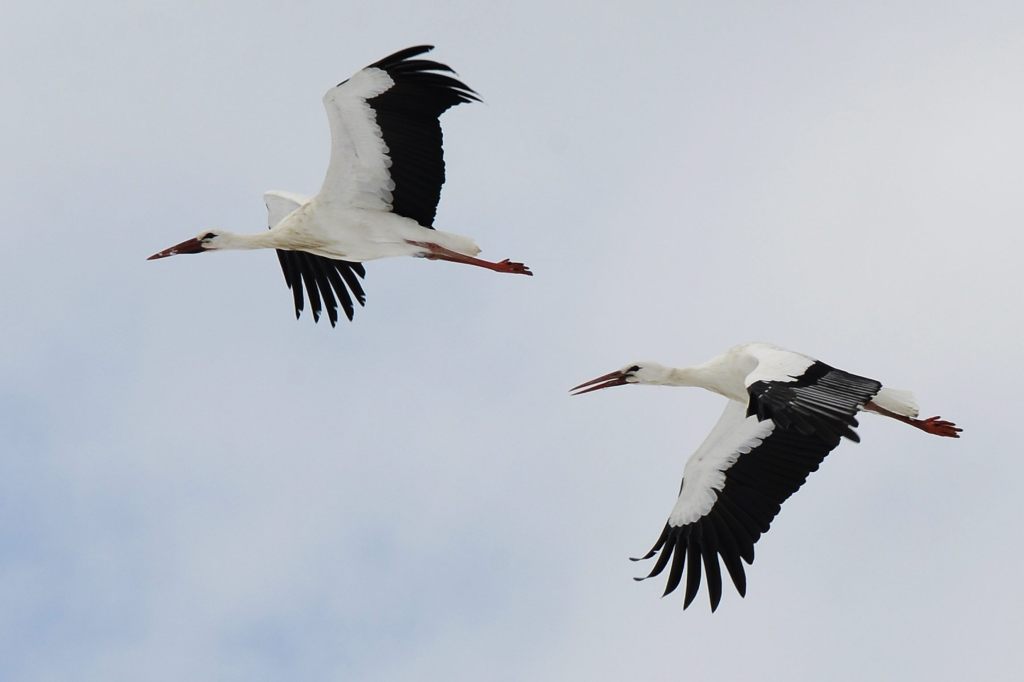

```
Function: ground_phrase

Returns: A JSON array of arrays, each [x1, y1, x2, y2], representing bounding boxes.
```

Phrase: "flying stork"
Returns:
[[571, 342, 961, 612], [148, 46, 531, 327]]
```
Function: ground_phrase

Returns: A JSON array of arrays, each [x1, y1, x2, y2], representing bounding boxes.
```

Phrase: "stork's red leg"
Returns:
[[865, 401, 962, 438], [407, 241, 533, 276]]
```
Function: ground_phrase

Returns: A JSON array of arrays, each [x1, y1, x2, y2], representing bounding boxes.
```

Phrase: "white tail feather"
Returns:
[[871, 388, 920, 418], [432, 229, 481, 257]]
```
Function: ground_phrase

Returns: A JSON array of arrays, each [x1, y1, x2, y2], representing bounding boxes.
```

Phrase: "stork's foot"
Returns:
[[912, 416, 962, 438], [494, 259, 533, 276]]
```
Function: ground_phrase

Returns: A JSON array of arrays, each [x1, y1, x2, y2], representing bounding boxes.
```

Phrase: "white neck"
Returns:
[[638, 361, 746, 401], [638, 363, 706, 387], [211, 230, 283, 251], [665, 366, 706, 387]]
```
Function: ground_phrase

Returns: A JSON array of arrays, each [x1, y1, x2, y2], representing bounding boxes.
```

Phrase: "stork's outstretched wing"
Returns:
[[319, 45, 479, 228], [635, 357, 881, 611]]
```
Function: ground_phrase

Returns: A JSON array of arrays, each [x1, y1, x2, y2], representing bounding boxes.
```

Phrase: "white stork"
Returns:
[[571, 342, 961, 612], [148, 46, 531, 327]]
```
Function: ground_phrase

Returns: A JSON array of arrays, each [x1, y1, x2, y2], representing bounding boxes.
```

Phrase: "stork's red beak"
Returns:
[[147, 237, 205, 260], [570, 369, 631, 396]]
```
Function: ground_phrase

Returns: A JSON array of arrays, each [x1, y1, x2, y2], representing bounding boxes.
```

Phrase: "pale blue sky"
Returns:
[[2, 1, 1022, 680]]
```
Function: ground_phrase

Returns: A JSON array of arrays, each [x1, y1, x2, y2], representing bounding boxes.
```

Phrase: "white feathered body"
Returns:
[[657, 342, 917, 415], [266, 196, 481, 262]]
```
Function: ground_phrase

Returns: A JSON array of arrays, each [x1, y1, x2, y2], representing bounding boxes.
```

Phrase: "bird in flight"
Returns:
[[571, 342, 961, 611], [149, 46, 531, 327]]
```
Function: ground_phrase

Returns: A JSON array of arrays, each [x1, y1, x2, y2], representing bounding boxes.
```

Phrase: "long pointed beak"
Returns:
[[570, 369, 630, 396], [147, 237, 205, 260]]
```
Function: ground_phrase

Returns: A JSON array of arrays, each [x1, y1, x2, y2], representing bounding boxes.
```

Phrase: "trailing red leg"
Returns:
[[864, 401, 962, 438], [407, 241, 532, 276]]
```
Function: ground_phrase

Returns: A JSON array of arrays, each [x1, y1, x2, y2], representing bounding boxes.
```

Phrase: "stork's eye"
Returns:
[[201, 232, 216, 241], [627, 365, 640, 373]]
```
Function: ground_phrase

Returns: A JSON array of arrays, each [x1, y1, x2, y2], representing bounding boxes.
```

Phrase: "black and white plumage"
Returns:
[[571, 342, 961, 612], [149, 46, 531, 327]]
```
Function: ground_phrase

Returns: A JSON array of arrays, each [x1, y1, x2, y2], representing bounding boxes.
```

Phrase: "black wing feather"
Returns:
[[711, 513, 747, 597], [682, 543, 703, 609], [308, 256, 340, 327], [298, 254, 324, 324], [662, 533, 687, 596], [276, 250, 304, 319], [701, 524, 724, 611]]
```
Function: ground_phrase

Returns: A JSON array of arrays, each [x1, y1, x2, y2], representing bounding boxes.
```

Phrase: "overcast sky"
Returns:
[[2, 1, 1023, 680]]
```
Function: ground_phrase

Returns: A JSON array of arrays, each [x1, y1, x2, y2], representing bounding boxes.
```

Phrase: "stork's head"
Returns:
[[147, 231, 223, 260], [570, 362, 674, 395]]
